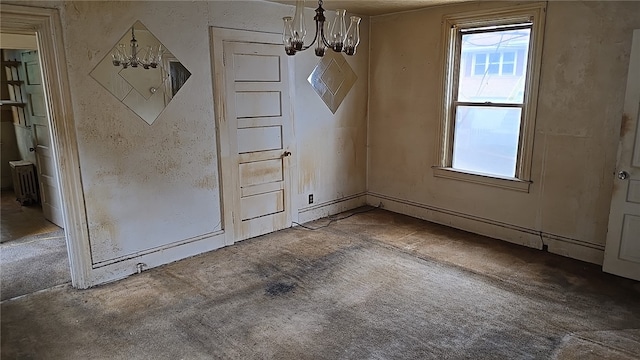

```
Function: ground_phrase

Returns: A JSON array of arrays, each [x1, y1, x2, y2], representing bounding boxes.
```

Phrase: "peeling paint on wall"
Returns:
[[3, 0, 369, 266], [621, 113, 632, 137]]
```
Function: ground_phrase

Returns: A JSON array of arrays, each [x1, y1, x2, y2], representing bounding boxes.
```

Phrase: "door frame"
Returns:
[[1, 4, 92, 288], [210, 27, 298, 245]]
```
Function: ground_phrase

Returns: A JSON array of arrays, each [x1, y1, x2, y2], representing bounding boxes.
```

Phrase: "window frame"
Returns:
[[433, 3, 546, 192]]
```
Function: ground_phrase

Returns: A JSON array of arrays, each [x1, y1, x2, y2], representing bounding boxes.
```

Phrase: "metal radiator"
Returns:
[[9, 160, 38, 205]]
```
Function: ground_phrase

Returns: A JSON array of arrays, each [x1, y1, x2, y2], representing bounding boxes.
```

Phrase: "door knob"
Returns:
[[29, 147, 35, 152], [283, 151, 292, 157], [618, 171, 629, 180]]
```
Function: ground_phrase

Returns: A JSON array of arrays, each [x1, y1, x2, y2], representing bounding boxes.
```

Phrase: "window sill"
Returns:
[[432, 167, 531, 192]]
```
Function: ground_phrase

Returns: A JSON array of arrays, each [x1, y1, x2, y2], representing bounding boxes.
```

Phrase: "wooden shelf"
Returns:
[[2, 52, 28, 125], [1, 60, 21, 67]]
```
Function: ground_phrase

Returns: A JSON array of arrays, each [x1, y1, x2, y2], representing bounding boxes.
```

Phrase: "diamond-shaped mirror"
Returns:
[[90, 21, 191, 125], [308, 51, 356, 114]]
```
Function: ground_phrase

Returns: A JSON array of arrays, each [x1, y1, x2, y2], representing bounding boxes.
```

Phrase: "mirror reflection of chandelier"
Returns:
[[283, 0, 361, 57], [111, 27, 163, 69]]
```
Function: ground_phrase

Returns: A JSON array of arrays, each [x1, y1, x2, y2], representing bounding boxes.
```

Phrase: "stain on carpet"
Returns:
[[1, 209, 639, 359], [265, 282, 297, 296]]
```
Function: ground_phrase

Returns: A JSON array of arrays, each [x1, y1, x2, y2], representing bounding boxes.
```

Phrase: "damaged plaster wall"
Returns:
[[367, 0, 640, 264], [292, 39, 369, 219], [5, 1, 368, 268], [56, 1, 220, 264], [207, 1, 370, 221]]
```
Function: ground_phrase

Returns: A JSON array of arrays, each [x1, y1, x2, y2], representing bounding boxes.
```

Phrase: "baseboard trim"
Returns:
[[542, 233, 604, 265], [92, 230, 226, 268], [367, 192, 604, 265], [89, 232, 227, 287], [298, 192, 367, 224], [88, 190, 605, 286]]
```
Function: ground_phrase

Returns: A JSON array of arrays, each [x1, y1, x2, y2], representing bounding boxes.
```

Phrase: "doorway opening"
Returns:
[[1, 4, 93, 289], [1, 36, 70, 300]]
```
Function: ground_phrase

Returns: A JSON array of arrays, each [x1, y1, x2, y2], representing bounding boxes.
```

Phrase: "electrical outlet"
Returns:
[[308, 194, 314, 204]]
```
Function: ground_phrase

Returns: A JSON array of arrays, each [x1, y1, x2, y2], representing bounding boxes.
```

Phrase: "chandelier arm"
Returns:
[[320, 25, 332, 48], [302, 23, 320, 51]]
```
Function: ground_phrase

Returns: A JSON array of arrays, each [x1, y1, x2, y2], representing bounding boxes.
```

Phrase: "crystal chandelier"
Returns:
[[283, 0, 361, 57], [111, 27, 163, 69]]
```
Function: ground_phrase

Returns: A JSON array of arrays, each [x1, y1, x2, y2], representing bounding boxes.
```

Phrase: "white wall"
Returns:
[[368, 1, 640, 264], [206, 1, 369, 221], [5, 1, 368, 273], [6, 0, 636, 276], [55, 1, 221, 265], [288, 13, 369, 221]]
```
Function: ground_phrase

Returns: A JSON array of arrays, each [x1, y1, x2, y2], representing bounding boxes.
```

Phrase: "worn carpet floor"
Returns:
[[1, 190, 62, 244], [1, 208, 639, 359], [1, 190, 69, 301], [1, 234, 70, 301]]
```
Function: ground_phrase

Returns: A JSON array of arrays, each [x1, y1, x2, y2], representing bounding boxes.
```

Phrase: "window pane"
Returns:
[[502, 63, 514, 75], [503, 52, 515, 62], [452, 106, 521, 177], [458, 27, 531, 103], [473, 54, 484, 75]]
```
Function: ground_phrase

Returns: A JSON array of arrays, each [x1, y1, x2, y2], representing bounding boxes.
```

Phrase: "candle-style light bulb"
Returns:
[[283, 16, 296, 56], [330, 9, 346, 52], [118, 44, 129, 68], [291, 0, 306, 51], [142, 45, 152, 69], [111, 47, 122, 66], [343, 16, 361, 56]]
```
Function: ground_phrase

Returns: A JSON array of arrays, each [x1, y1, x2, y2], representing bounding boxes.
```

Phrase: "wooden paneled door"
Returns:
[[222, 41, 293, 241], [604, 29, 640, 281], [22, 50, 64, 227]]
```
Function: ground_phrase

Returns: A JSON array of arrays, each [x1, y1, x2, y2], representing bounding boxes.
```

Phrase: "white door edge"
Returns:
[[603, 29, 640, 281]]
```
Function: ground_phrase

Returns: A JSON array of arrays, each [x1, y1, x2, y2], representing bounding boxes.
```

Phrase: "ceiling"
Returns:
[[267, 0, 468, 16]]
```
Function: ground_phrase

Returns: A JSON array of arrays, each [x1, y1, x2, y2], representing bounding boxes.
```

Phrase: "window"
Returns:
[[434, 4, 546, 191], [472, 51, 517, 76]]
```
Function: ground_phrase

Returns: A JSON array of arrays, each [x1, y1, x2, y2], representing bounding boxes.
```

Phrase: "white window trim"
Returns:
[[433, 2, 546, 193]]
